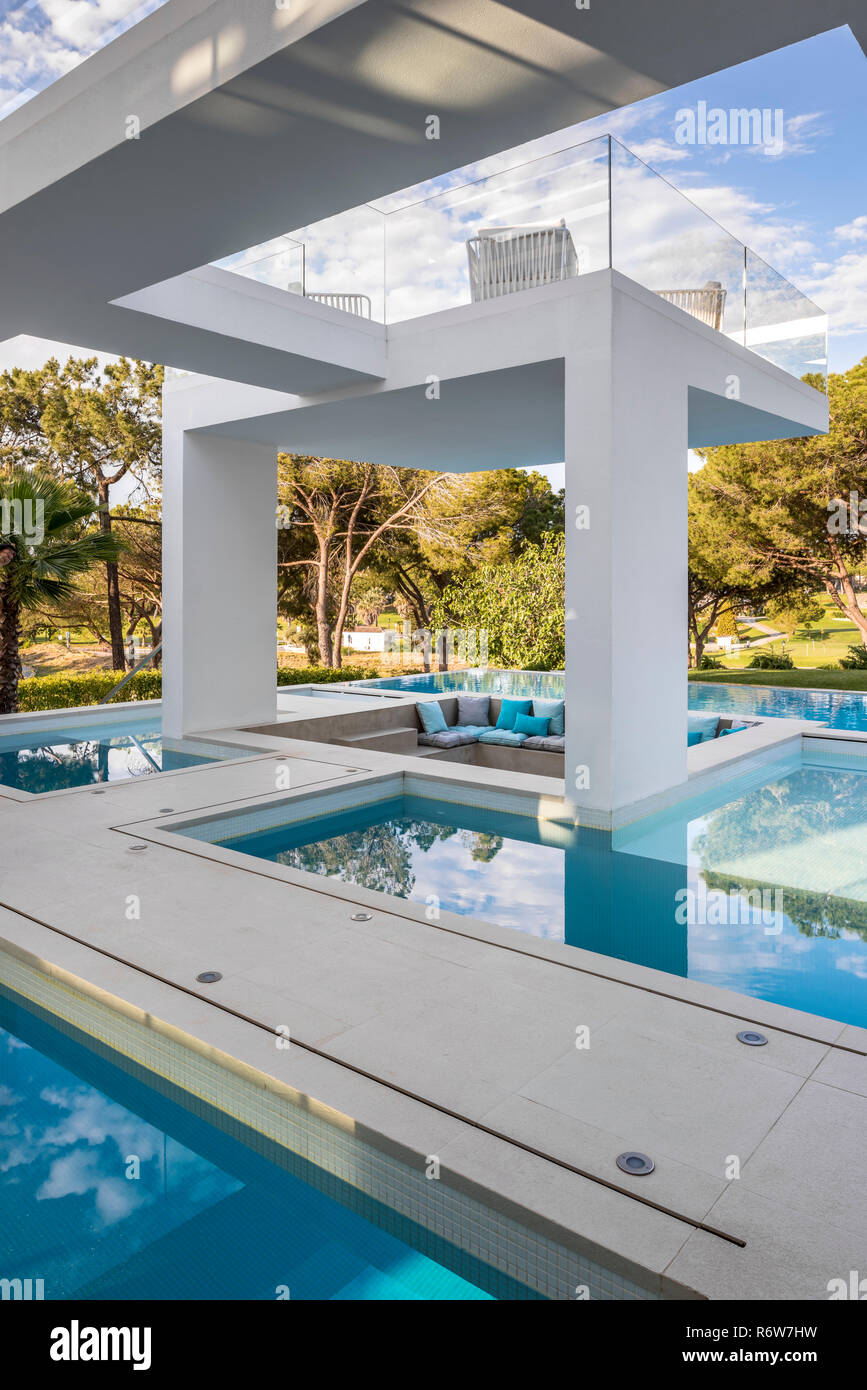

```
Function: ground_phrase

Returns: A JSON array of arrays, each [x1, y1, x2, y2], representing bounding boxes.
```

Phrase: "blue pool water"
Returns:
[[0, 716, 255, 793], [193, 754, 867, 1027], [356, 669, 867, 732], [687, 680, 867, 731], [359, 669, 567, 698], [0, 989, 517, 1300]]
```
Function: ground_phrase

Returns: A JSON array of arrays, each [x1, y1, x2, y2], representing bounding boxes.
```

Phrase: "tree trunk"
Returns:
[[823, 543, 867, 645], [314, 542, 332, 667], [0, 580, 22, 715], [149, 619, 163, 668], [99, 485, 126, 670]]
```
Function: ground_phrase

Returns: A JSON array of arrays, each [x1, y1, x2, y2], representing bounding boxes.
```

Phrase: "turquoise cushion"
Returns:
[[720, 722, 749, 737], [687, 729, 703, 747], [451, 724, 493, 737], [532, 698, 564, 736], [417, 701, 447, 735], [478, 729, 527, 747], [687, 712, 720, 743], [495, 698, 532, 731], [514, 712, 550, 737]]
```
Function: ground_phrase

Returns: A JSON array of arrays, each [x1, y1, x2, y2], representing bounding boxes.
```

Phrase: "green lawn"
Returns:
[[689, 668, 867, 690], [704, 595, 865, 671]]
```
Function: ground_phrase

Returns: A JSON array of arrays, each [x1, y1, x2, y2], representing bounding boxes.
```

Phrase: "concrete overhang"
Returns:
[[178, 272, 828, 465], [0, 0, 862, 385]]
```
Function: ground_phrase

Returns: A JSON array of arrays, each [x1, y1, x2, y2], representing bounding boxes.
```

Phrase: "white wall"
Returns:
[[162, 425, 276, 737]]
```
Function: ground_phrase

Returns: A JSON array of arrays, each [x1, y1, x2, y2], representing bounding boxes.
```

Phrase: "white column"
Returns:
[[565, 285, 688, 821], [162, 426, 277, 737]]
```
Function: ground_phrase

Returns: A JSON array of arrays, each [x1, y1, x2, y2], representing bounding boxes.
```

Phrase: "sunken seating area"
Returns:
[[414, 694, 565, 777]]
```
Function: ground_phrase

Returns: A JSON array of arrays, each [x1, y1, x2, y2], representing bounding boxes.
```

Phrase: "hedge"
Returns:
[[16, 664, 379, 711], [276, 664, 375, 685], [17, 670, 162, 711]]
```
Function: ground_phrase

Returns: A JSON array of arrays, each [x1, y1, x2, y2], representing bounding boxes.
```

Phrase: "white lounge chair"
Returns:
[[655, 280, 727, 330], [287, 283, 372, 318], [466, 220, 580, 301]]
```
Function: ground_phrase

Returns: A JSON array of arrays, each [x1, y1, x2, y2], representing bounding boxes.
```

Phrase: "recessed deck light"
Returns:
[[616, 1151, 655, 1176], [196, 971, 222, 984], [737, 1030, 768, 1046], [129, 843, 148, 852], [351, 911, 373, 922], [92, 789, 107, 795], [159, 807, 174, 813]]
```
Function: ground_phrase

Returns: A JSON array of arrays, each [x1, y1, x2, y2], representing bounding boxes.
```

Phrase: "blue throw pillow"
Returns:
[[495, 698, 532, 731], [532, 698, 564, 736], [417, 701, 447, 735], [720, 722, 748, 737], [687, 729, 703, 747], [514, 712, 550, 737], [687, 712, 720, 743]]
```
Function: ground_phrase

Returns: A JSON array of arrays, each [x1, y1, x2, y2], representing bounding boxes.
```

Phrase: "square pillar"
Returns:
[[565, 287, 688, 822], [162, 426, 277, 737]]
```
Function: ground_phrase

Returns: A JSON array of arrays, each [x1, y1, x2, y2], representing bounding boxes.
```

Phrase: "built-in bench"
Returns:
[[688, 712, 759, 746], [413, 694, 566, 778]]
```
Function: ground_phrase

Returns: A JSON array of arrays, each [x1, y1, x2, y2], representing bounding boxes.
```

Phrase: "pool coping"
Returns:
[[3, 718, 867, 1300]]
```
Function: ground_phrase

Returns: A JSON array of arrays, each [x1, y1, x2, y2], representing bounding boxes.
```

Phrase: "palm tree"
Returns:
[[0, 471, 120, 714]]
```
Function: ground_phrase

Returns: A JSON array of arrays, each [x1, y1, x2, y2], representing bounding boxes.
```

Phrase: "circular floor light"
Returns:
[[129, 843, 148, 853], [159, 807, 174, 813], [737, 1029, 768, 1046], [196, 971, 222, 984], [616, 1151, 655, 1176], [350, 911, 372, 922]]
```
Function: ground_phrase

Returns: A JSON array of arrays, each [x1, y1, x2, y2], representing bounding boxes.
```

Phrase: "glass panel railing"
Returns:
[[610, 137, 746, 343], [212, 235, 306, 294], [382, 135, 611, 323], [286, 205, 386, 323], [745, 250, 828, 385], [204, 134, 825, 388]]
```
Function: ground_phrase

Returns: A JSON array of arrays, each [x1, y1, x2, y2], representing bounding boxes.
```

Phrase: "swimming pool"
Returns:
[[688, 680, 867, 731], [0, 987, 519, 1300], [358, 669, 567, 698], [180, 752, 867, 1027], [356, 669, 867, 732], [0, 715, 256, 794]]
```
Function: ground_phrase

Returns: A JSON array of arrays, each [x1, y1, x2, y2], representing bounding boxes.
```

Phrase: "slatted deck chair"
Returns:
[[655, 280, 727, 330], [286, 284, 372, 318], [466, 219, 580, 301]]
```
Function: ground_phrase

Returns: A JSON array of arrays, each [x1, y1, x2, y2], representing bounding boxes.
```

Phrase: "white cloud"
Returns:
[[0, 0, 166, 119], [835, 216, 867, 243]]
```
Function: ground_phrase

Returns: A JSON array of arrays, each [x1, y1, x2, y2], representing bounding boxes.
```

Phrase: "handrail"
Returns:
[[97, 642, 162, 705]]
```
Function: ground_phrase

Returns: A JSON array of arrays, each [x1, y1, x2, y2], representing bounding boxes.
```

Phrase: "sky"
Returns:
[[0, 11, 865, 494]]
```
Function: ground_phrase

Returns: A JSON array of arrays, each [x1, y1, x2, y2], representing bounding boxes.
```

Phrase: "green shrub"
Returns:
[[276, 665, 375, 685], [713, 607, 740, 639], [17, 670, 162, 711], [16, 664, 379, 712], [696, 654, 724, 670], [746, 651, 794, 670], [839, 643, 867, 670]]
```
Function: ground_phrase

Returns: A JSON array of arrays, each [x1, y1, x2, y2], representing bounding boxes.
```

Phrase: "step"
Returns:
[[331, 725, 419, 753]]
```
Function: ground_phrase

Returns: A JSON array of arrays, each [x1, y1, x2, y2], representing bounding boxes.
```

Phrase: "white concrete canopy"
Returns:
[[0, 0, 838, 807], [0, 0, 864, 388], [162, 272, 827, 813]]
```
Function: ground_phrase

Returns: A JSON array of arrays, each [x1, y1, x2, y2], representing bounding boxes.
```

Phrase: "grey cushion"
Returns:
[[418, 729, 479, 748], [457, 694, 491, 727], [521, 735, 566, 752]]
